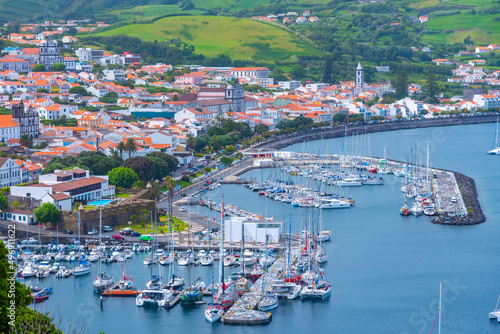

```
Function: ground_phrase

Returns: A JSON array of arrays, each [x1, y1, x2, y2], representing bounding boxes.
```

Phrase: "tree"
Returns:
[[254, 123, 269, 135], [51, 63, 66, 71], [19, 134, 32, 148], [224, 145, 236, 154], [147, 152, 177, 180], [290, 65, 306, 80], [186, 136, 196, 151], [0, 193, 7, 210], [68, 86, 90, 96], [332, 113, 347, 124], [393, 65, 408, 99], [123, 156, 154, 181], [108, 167, 139, 188], [424, 72, 440, 104], [220, 156, 233, 166], [32, 64, 46, 72], [34, 203, 61, 227], [116, 141, 125, 160], [99, 92, 118, 104], [322, 56, 334, 84], [125, 138, 137, 158], [37, 88, 49, 93]]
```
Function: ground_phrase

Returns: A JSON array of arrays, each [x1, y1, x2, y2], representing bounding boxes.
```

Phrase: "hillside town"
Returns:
[[0, 26, 498, 204]]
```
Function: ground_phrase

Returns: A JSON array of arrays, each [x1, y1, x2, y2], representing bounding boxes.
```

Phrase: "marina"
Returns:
[[4, 123, 500, 333]]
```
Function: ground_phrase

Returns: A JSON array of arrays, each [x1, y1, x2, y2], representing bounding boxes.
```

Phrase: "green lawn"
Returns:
[[443, 0, 498, 6], [122, 216, 189, 234], [93, 15, 319, 60], [423, 13, 500, 45], [115, 193, 130, 198], [177, 180, 192, 188]]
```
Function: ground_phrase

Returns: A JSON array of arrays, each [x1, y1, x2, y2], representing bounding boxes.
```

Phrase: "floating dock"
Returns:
[[222, 251, 297, 325]]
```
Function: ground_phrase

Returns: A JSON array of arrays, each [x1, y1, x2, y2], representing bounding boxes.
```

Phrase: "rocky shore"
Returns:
[[431, 172, 486, 225], [256, 114, 498, 151]]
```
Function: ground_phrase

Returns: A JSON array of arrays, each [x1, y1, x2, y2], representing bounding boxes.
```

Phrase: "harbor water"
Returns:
[[26, 123, 500, 333]]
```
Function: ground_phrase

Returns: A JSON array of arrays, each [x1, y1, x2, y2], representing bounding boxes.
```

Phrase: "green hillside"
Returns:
[[92, 16, 319, 61]]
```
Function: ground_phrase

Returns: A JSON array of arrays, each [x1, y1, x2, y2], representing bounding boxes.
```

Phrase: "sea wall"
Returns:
[[256, 115, 498, 150], [431, 172, 486, 225]]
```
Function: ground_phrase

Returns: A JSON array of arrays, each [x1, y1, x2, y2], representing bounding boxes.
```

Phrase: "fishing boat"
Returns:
[[32, 291, 49, 303], [424, 205, 436, 216], [250, 266, 264, 280], [410, 202, 423, 216], [488, 118, 500, 155]]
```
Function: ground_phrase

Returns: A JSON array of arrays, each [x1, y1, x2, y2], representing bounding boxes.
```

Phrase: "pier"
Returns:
[[222, 251, 296, 325]]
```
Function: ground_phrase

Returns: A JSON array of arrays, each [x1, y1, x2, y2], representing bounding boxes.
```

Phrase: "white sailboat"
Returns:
[[489, 294, 500, 322], [93, 204, 113, 293], [488, 118, 500, 155]]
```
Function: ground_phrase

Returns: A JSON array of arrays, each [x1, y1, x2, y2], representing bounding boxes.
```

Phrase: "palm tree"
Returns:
[[125, 138, 137, 158], [116, 141, 125, 160], [110, 149, 121, 162], [164, 176, 176, 220]]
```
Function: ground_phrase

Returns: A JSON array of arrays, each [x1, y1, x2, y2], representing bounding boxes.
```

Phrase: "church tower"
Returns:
[[225, 78, 244, 112], [355, 62, 364, 89]]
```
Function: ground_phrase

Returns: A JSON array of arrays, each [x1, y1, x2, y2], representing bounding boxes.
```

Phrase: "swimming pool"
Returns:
[[87, 199, 113, 206]]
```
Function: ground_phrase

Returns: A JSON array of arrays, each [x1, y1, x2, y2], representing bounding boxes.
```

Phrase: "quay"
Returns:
[[222, 252, 295, 325]]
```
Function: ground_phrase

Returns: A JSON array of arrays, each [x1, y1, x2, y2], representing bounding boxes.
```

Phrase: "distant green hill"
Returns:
[[92, 16, 319, 61]]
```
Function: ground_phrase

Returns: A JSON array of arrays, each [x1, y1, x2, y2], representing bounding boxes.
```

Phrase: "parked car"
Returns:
[[102, 226, 113, 232], [112, 234, 125, 240], [87, 229, 98, 235], [130, 231, 141, 237], [140, 235, 155, 241], [63, 229, 73, 234], [20, 238, 37, 245], [101, 235, 111, 240]]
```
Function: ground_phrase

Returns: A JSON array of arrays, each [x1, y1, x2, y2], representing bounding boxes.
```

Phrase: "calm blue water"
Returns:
[[25, 123, 500, 333]]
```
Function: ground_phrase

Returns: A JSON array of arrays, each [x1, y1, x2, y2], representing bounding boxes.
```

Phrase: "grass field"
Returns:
[[93, 15, 319, 61], [107, 5, 204, 20], [443, 0, 498, 6], [424, 13, 500, 45]]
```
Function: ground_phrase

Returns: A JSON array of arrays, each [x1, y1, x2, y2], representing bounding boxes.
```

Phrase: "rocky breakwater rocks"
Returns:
[[432, 172, 486, 225]]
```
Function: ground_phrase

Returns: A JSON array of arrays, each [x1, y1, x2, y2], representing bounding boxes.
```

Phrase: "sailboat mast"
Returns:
[[220, 193, 225, 292], [438, 281, 442, 334]]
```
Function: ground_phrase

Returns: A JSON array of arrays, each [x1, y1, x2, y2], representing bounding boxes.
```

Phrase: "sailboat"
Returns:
[[258, 222, 278, 312], [489, 294, 500, 322], [488, 118, 500, 155], [74, 204, 90, 277], [93, 204, 113, 293], [180, 226, 202, 305], [429, 281, 443, 333], [136, 208, 173, 307], [205, 213, 224, 323]]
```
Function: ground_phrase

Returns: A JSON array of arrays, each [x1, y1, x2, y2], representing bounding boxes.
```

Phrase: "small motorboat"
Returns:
[[30, 285, 41, 293], [287, 284, 302, 300], [42, 285, 54, 294], [32, 291, 49, 303]]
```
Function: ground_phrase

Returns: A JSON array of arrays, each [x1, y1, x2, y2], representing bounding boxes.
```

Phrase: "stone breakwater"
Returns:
[[256, 115, 498, 151], [432, 172, 486, 225]]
